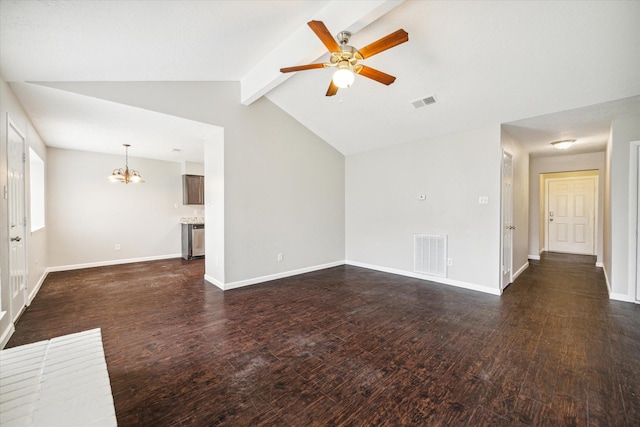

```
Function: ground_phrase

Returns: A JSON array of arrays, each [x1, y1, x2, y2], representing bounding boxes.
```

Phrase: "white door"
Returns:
[[547, 177, 595, 255], [7, 118, 27, 322], [501, 151, 513, 289]]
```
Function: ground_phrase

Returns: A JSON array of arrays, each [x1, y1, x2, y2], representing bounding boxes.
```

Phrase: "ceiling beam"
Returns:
[[240, 0, 404, 105]]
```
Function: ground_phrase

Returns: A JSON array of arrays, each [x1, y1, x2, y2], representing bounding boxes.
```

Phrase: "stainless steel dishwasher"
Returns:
[[181, 223, 205, 259]]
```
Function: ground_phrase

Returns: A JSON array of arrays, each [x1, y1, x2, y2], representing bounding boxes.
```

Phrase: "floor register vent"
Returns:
[[414, 234, 447, 277]]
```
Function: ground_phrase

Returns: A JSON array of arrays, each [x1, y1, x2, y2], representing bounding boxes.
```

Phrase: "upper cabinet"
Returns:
[[183, 174, 204, 205]]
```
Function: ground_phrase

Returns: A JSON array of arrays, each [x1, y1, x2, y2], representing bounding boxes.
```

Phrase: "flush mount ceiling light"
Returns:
[[108, 144, 144, 184], [551, 139, 576, 150]]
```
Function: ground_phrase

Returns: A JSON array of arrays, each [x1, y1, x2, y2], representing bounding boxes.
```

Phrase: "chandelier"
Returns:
[[108, 144, 144, 184]]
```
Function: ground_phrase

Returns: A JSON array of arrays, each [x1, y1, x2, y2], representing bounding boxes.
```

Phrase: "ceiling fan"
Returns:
[[280, 20, 408, 96]]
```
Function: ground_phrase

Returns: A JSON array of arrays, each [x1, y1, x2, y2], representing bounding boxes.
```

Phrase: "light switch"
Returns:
[[418, 194, 426, 200]]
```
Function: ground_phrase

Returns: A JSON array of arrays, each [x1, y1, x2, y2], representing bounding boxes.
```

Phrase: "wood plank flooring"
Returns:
[[6, 253, 640, 426]]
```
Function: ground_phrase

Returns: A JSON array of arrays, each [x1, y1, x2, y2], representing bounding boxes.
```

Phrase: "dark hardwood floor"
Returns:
[[6, 252, 640, 426]]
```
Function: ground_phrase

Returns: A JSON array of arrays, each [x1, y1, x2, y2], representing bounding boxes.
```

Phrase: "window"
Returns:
[[29, 147, 45, 232]]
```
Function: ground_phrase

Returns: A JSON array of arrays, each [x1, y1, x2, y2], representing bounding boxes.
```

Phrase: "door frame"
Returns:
[[501, 150, 513, 290], [544, 174, 598, 256], [630, 140, 640, 302], [7, 115, 28, 322]]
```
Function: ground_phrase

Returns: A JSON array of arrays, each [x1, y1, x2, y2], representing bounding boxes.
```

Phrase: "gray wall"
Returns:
[[46, 148, 196, 268], [345, 125, 502, 294], [605, 114, 640, 300]]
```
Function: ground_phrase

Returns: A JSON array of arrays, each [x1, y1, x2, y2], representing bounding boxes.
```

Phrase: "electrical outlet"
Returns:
[[115, 243, 121, 251], [479, 196, 489, 205], [418, 194, 426, 200], [447, 258, 453, 266], [277, 253, 283, 262]]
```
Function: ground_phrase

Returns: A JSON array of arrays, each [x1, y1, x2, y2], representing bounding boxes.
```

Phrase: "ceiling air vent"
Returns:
[[412, 95, 436, 109]]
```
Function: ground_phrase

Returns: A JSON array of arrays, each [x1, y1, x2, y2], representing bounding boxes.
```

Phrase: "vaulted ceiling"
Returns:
[[1, 0, 639, 161]]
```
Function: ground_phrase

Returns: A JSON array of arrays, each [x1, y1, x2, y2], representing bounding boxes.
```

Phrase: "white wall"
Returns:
[[204, 131, 225, 284], [605, 114, 640, 300], [47, 148, 197, 268], [182, 161, 204, 176], [501, 127, 530, 280], [529, 152, 605, 264], [0, 77, 49, 347], [346, 125, 502, 294], [39, 82, 346, 286]]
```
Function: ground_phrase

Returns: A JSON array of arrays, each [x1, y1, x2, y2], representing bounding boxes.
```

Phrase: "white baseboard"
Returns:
[[528, 255, 540, 261], [601, 266, 635, 302], [204, 274, 224, 290], [47, 253, 182, 272], [595, 262, 604, 268], [205, 261, 345, 291], [345, 260, 501, 296], [28, 270, 49, 306], [610, 292, 635, 303], [602, 264, 611, 293], [512, 262, 529, 281]]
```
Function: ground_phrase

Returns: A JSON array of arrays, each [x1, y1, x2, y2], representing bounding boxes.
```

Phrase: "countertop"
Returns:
[[180, 216, 204, 224]]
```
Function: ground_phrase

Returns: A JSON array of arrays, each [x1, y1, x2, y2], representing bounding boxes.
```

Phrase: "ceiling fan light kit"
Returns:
[[280, 21, 408, 97], [550, 139, 576, 150], [332, 62, 355, 88]]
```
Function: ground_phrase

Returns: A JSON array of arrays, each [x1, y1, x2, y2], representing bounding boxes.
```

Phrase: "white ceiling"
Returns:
[[1, 0, 639, 161]]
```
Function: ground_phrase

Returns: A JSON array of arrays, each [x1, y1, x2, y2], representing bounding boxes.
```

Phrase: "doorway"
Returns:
[[545, 174, 597, 256], [7, 117, 27, 322]]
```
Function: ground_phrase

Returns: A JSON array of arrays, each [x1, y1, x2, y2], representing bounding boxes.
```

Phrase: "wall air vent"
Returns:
[[411, 96, 436, 109], [414, 234, 447, 277]]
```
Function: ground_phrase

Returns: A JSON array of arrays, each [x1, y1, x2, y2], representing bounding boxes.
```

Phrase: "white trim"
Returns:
[[528, 255, 541, 261], [47, 253, 182, 272], [500, 149, 513, 291], [0, 322, 15, 350], [603, 264, 611, 293], [512, 262, 529, 281], [28, 270, 49, 306], [610, 292, 635, 303], [346, 260, 502, 296], [595, 262, 604, 268], [205, 261, 345, 291], [629, 140, 640, 302], [204, 274, 224, 290]]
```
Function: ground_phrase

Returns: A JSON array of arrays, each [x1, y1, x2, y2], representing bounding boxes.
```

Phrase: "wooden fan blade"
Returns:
[[308, 20, 341, 52], [326, 80, 339, 96], [356, 65, 397, 85], [358, 29, 408, 59], [280, 63, 326, 73]]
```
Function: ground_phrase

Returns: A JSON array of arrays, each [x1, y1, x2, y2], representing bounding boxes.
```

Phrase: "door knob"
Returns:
[[10, 236, 21, 242], [549, 218, 554, 222]]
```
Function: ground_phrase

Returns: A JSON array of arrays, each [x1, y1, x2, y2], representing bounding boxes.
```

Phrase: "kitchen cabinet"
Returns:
[[183, 174, 204, 205]]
